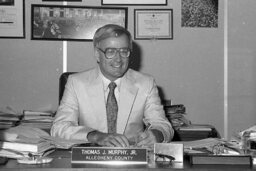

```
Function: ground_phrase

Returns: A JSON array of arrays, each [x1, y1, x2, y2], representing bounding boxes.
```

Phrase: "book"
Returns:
[[22, 115, 53, 121], [177, 124, 213, 131], [189, 154, 252, 165], [0, 140, 55, 153], [23, 110, 53, 116], [0, 116, 20, 121]]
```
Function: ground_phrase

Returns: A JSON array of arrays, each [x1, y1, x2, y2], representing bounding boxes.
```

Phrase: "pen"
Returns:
[[144, 122, 152, 133], [133, 122, 151, 146]]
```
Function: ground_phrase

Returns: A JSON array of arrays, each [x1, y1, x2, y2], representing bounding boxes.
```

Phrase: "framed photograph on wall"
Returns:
[[31, 4, 127, 41], [102, 0, 167, 5], [134, 9, 173, 40], [42, 0, 82, 1], [0, 0, 25, 38]]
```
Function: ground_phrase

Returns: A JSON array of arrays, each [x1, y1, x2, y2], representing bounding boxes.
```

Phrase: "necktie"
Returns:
[[106, 82, 118, 134]]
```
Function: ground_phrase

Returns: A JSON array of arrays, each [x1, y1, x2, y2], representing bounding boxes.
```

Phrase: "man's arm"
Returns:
[[141, 77, 174, 143], [51, 76, 94, 141]]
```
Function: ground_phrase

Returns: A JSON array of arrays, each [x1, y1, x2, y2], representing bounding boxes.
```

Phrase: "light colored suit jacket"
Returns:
[[51, 68, 174, 142]]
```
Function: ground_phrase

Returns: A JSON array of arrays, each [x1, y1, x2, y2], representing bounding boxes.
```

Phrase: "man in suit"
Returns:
[[51, 24, 174, 147]]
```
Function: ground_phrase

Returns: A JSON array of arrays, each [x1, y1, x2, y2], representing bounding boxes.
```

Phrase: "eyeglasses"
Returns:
[[97, 47, 131, 59]]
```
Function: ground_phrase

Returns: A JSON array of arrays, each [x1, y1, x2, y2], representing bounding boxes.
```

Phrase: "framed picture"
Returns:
[[134, 9, 173, 40], [42, 0, 82, 1], [31, 4, 127, 41], [0, 0, 25, 38], [102, 0, 167, 5]]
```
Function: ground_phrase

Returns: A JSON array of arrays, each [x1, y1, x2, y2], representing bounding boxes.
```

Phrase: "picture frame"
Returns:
[[102, 0, 167, 6], [0, 0, 25, 38], [134, 9, 173, 40], [31, 4, 127, 41], [42, 0, 82, 1]]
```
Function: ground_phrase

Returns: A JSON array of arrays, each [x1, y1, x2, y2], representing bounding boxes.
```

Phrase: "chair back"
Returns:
[[59, 72, 76, 104]]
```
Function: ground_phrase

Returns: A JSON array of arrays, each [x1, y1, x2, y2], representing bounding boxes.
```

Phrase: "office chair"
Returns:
[[59, 72, 76, 104]]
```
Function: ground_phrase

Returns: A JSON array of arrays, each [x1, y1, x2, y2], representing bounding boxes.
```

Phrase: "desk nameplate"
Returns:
[[71, 147, 147, 165]]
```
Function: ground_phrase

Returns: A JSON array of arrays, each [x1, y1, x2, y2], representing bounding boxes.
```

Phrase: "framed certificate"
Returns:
[[0, 0, 25, 38], [102, 0, 167, 5], [134, 9, 173, 40]]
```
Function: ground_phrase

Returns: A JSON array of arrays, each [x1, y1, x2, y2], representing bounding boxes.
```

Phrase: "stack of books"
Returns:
[[0, 125, 55, 159], [0, 112, 22, 129], [19, 110, 54, 130], [0, 139, 55, 159]]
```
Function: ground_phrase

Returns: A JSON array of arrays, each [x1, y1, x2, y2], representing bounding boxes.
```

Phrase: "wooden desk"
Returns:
[[0, 150, 255, 171]]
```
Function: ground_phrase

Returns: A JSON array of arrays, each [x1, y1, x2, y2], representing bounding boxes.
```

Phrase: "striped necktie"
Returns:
[[106, 82, 118, 133]]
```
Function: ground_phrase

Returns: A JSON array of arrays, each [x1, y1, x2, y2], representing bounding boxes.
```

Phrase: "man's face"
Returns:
[[95, 35, 130, 81]]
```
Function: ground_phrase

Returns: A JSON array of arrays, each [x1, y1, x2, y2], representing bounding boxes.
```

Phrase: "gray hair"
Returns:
[[93, 24, 132, 50]]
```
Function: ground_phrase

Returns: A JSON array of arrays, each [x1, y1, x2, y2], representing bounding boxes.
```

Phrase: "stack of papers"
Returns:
[[19, 110, 54, 129], [0, 140, 55, 159], [0, 113, 21, 129], [0, 125, 88, 159], [0, 126, 55, 159], [0, 106, 22, 129], [182, 138, 241, 155]]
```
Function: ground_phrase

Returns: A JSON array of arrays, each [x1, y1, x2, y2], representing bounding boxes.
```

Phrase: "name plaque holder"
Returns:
[[71, 147, 148, 165]]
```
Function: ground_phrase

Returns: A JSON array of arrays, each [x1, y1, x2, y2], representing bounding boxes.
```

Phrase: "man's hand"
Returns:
[[136, 129, 164, 148], [87, 131, 130, 147]]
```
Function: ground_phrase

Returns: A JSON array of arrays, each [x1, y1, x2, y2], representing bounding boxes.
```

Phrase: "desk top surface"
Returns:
[[0, 149, 255, 171]]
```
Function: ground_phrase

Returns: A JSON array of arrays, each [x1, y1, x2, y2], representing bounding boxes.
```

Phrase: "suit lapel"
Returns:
[[117, 72, 138, 134], [86, 68, 138, 134]]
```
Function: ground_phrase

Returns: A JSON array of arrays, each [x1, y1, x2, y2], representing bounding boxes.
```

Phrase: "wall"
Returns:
[[0, 0, 255, 139], [228, 0, 256, 137]]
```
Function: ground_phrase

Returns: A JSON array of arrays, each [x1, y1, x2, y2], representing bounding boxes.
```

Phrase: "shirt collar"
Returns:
[[98, 68, 121, 92]]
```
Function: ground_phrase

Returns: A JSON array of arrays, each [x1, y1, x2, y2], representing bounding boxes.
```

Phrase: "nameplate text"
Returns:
[[71, 147, 147, 164]]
